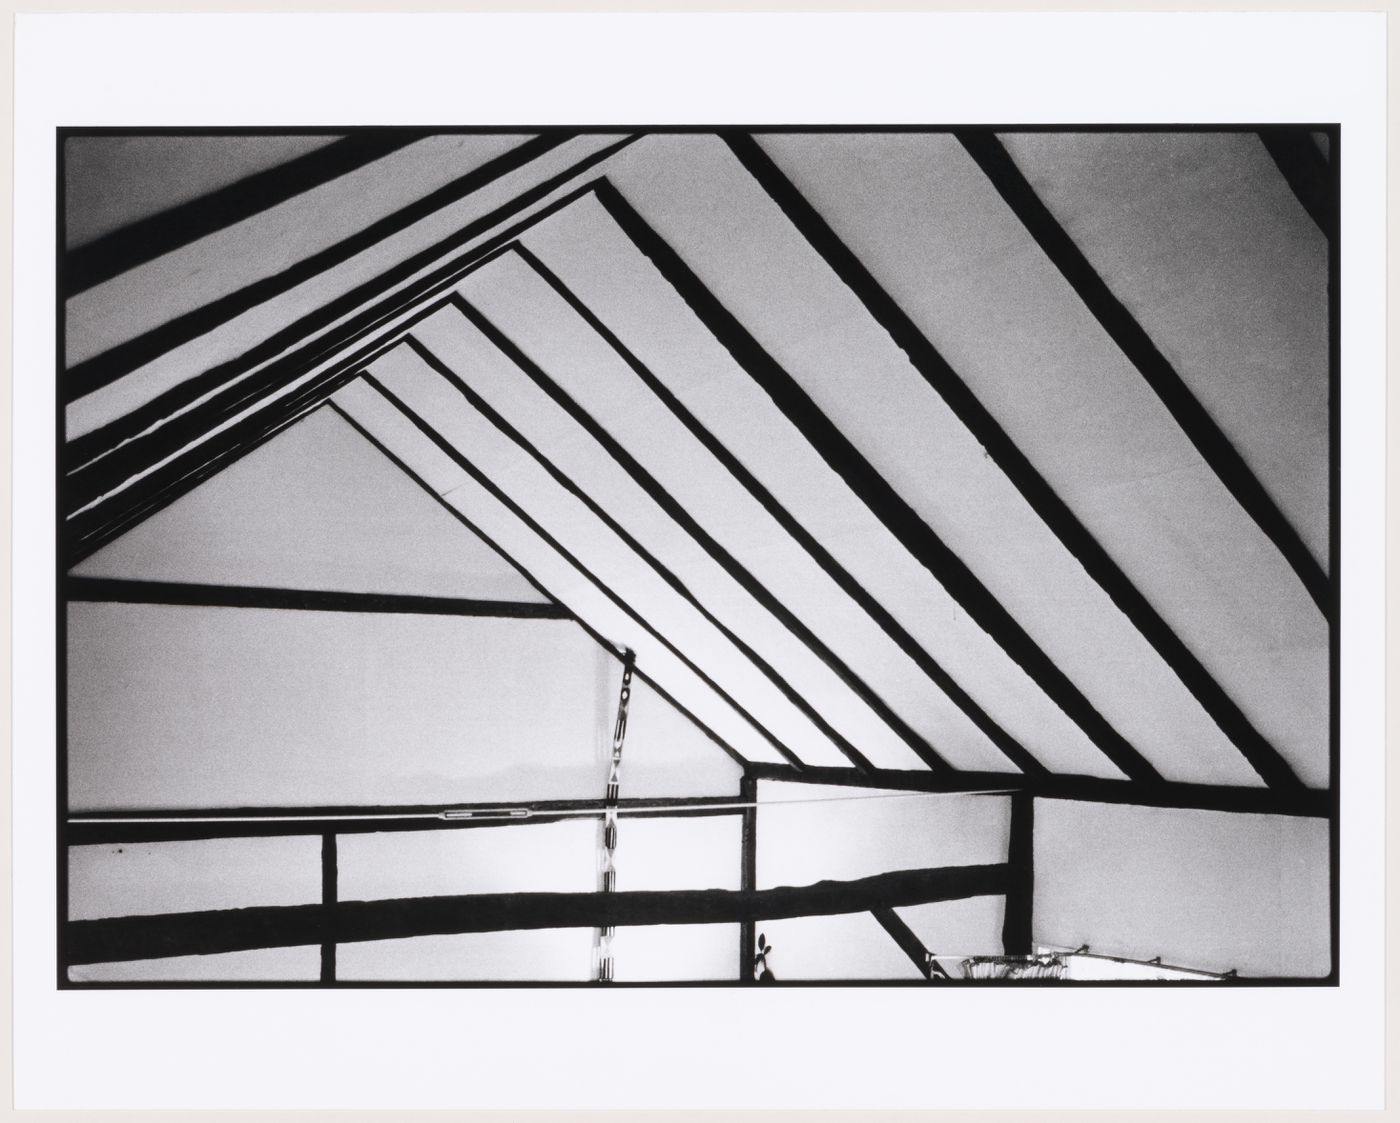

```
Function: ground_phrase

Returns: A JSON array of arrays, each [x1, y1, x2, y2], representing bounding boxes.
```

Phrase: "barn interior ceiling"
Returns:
[[59, 128, 1334, 984]]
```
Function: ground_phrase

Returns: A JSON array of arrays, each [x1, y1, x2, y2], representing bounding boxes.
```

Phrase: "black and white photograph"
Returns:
[[11, 8, 1387, 1112], [57, 124, 1336, 988]]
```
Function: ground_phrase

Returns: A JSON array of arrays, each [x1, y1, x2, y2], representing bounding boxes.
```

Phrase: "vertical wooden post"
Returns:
[[739, 771, 757, 981], [320, 831, 337, 983], [1002, 792, 1034, 955]]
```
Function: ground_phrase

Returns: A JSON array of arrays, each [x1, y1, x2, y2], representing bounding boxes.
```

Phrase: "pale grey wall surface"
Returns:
[[69, 834, 320, 918], [1033, 799, 1330, 977], [68, 603, 617, 809], [1000, 131, 1329, 567], [69, 945, 321, 983], [754, 781, 1009, 978]]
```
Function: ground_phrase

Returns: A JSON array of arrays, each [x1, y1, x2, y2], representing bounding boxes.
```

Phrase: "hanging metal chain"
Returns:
[[592, 649, 634, 983]]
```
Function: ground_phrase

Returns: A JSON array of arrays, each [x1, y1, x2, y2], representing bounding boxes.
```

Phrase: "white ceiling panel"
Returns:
[[68, 135, 533, 366], [364, 342, 858, 769], [998, 131, 1328, 567], [620, 677, 744, 799], [522, 192, 1128, 781], [571, 133, 1283, 787], [410, 302, 931, 772], [755, 132, 1325, 786], [69, 133, 634, 440], [457, 254, 1015, 773], [330, 378, 792, 767]]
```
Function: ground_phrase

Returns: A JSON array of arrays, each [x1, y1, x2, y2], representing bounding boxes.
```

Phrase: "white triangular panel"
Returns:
[[72, 406, 549, 603]]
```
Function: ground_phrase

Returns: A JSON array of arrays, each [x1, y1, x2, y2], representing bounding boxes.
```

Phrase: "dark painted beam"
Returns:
[[871, 906, 935, 979], [65, 283, 459, 520], [720, 133, 1307, 793], [72, 395, 755, 807], [1002, 792, 1034, 955], [320, 832, 337, 983], [405, 330, 872, 770], [362, 372, 807, 770], [65, 577, 571, 619], [65, 134, 638, 519], [739, 772, 758, 981], [512, 243, 1047, 778], [65, 133, 425, 296], [591, 177, 1163, 787], [69, 795, 745, 845], [326, 398, 753, 773], [1257, 127, 1332, 237], [66, 394, 335, 565], [67, 863, 1010, 964], [65, 135, 571, 397], [745, 763, 1328, 819], [437, 305, 907, 772], [955, 130, 1327, 615], [65, 310, 412, 564]]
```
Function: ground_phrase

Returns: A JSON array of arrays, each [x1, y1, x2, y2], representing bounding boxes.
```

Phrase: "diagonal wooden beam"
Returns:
[[65, 132, 426, 296], [443, 300, 932, 770], [719, 133, 1307, 793], [67, 863, 1011, 965], [65, 282, 459, 519], [65, 134, 572, 398], [66, 392, 335, 565], [359, 371, 807, 769], [65, 166, 597, 561], [326, 397, 751, 772], [591, 177, 1164, 788], [871, 906, 936, 979], [954, 129, 1327, 615], [511, 242, 1047, 777], [1257, 127, 1332, 237], [64, 135, 638, 508], [395, 334, 857, 769]]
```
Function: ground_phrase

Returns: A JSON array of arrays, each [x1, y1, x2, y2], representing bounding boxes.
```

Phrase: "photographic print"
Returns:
[[57, 126, 1336, 989]]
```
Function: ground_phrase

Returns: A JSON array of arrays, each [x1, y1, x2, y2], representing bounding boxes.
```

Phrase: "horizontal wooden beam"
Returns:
[[67, 863, 1009, 964], [66, 576, 569, 620], [746, 763, 1328, 818], [68, 794, 746, 844]]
